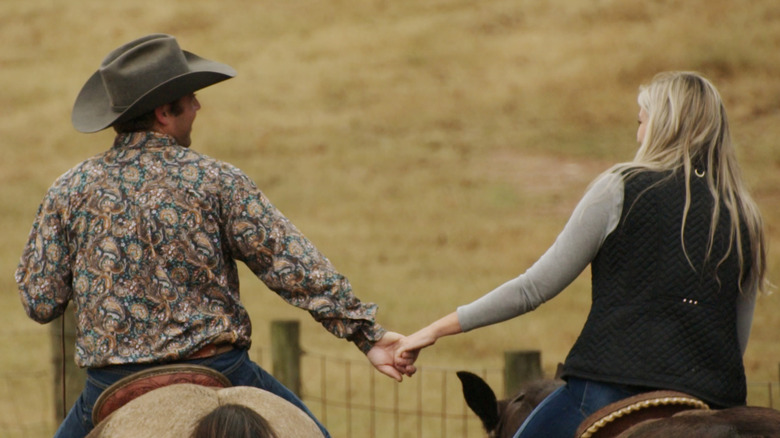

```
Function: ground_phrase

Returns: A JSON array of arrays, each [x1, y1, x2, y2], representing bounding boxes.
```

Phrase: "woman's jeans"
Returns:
[[513, 377, 647, 438], [53, 349, 330, 438]]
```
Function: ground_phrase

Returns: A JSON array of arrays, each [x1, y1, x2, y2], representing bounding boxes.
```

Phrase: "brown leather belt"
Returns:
[[186, 343, 234, 360]]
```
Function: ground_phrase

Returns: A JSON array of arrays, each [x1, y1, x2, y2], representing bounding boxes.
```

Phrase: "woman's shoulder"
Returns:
[[609, 165, 676, 186]]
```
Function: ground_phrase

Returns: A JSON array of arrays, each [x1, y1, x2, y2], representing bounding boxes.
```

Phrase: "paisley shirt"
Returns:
[[16, 132, 385, 367]]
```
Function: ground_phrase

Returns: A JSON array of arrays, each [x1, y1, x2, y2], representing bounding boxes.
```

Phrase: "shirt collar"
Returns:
[[112, 131, 179, 150]]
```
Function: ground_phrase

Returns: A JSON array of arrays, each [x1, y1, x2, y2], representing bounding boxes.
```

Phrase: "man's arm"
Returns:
[[220, 167, 386, 353], [16, 188, 73, 323]]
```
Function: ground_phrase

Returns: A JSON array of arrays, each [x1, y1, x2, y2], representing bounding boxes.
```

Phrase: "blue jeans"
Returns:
[[513, 377, 647, 438], [53, 349, 330, 438]]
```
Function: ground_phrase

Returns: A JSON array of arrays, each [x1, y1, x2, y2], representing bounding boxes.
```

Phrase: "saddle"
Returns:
[[575, 390, 710, 438], [92, 364, 232, 425]]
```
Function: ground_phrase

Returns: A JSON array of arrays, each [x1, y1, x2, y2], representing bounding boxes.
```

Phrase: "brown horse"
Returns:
[[456, 370, 563, 438], [457, 371, 780, 438], [617, 407, 780, 438]]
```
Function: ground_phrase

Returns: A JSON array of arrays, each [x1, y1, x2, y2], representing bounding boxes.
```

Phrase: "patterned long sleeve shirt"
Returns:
[[16, 131, 385, 367]]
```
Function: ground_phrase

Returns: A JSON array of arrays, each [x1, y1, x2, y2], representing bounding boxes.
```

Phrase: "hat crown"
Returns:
[[99, 34, 190, 111]]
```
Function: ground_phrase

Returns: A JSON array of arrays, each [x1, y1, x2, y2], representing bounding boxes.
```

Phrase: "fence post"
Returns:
[[271, 320, 302, 396], [504, 350, 542, 398], [50, 310, 86, 423]]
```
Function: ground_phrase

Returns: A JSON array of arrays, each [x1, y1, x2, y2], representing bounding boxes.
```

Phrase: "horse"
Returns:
[[456, 368, 711, 438], [616, 407, 780, 438], [84, 365, 324, 438], [456, 370, 780, 438], [456, 370, 563, 438]]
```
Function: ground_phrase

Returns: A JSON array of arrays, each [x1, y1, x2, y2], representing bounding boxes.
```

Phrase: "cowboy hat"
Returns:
[[71, 34, 236, 133]]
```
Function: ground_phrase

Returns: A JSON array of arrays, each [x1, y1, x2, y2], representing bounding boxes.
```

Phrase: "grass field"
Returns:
[[2, 0, 780, 435]]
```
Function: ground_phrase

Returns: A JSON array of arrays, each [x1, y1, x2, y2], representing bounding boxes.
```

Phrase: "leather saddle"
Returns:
[[92, 364, 232, 425], [575, 390, 710, 438]]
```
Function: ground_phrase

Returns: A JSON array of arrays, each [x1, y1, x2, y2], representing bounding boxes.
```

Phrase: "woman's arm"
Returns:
[[395, 172, 624, 367], [457, 171, 624, 331]]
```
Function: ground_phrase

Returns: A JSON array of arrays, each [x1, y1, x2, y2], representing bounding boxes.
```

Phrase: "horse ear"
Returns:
[[456, 371, 500, 432]]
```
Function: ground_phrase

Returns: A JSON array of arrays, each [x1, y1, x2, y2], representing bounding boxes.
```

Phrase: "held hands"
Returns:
[[367, 326, 441, 381], [367, 331, 414, 381], [393, 326, 438, 376], [368, 313, 461, 381]]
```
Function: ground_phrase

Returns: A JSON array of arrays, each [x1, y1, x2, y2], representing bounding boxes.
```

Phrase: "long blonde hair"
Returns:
[[612, 71, 767, 294]]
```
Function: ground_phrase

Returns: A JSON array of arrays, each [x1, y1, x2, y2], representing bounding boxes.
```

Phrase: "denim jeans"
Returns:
[[512, 377, 647, 438], [53, 349, 330, 438]]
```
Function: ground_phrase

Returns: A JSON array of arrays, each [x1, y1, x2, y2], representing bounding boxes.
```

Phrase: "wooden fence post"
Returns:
[[50, 311, 86, 423], [271, 320, 302, 397], [504, 350, 542, 398]]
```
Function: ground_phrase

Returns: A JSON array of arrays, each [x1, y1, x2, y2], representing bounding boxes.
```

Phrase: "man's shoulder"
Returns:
[[48, 152, 106, 190], [197, 150, 252, 176], [178, 148, 257, 192]]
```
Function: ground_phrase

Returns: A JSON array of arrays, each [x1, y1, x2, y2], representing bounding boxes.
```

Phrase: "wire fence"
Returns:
[[300, 351, 505, 438], [295, 349, 780, 438], [1, 342, 778, 438]]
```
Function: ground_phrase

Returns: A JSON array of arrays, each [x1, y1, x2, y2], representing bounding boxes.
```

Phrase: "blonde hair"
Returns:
[[612, 71, 767, 294]]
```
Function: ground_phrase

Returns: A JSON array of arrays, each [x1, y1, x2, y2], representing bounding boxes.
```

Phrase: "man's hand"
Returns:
[[367, 331, 416, 382]]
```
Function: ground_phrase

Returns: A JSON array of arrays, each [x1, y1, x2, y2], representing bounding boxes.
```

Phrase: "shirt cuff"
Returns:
[[350, 322, 387, 354]]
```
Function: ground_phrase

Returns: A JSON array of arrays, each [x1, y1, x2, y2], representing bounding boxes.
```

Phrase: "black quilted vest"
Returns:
[[561, 170, 748, 408]]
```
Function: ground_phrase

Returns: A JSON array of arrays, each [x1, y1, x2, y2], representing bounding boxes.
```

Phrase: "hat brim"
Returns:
[[72, 51, 236, 133]]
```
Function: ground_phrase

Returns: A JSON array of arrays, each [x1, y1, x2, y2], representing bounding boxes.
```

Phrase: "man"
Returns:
[[16, 34, 407, 438]]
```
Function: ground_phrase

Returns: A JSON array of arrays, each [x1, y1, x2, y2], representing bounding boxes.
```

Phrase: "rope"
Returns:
[[60, 315, 67, 419]]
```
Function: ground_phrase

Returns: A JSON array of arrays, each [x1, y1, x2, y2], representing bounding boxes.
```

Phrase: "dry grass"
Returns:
[[2, 0, 780, 435]]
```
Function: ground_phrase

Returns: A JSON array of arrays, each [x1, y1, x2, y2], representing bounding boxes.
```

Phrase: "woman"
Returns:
[[394, 72, 768, 437]]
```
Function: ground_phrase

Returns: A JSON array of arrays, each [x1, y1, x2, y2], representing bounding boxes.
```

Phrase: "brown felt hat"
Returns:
[[71, 34, 236, 133]]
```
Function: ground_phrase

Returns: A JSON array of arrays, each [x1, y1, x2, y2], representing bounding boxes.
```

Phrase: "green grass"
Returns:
[[3, 0, 780, 435]]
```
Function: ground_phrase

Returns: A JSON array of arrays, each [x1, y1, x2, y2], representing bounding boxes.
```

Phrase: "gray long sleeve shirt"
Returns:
[[456, 172, 756, 354]]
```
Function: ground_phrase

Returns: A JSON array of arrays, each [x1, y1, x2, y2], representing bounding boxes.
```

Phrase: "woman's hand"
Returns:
[[391, 329, 434, 376], [393, 312, 463, 377]]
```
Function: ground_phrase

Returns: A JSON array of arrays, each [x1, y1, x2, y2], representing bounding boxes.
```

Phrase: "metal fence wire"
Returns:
[[296, 349, 779, 438], [300, 350, 504, 438], [1, 345, 778, 438]]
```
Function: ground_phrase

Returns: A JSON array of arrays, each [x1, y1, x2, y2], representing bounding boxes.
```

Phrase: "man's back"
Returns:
[[18, 131, 254, 367]]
